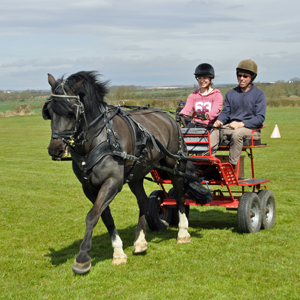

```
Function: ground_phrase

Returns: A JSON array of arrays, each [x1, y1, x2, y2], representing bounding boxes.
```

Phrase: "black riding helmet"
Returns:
[[194, 63, 215, 79]]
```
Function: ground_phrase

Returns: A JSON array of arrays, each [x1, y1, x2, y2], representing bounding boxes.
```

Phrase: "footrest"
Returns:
[[221, 164, 238, 185], [238, 178, 270, 185]]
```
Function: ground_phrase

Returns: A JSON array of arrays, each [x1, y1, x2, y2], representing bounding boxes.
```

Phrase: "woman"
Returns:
[[179, 63, 223, 128]]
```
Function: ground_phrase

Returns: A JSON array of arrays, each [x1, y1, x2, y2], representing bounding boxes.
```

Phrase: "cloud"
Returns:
[[0, 0, 300, 89]]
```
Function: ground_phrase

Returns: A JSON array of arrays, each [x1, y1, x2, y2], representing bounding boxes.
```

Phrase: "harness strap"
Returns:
[[106, 107, 122, 150], [112, 150, 200, 181], [79, 106, 120, 145], [153, 138, 210, 162], [70, 141, 116, 172], [118, 108, 150, 157], [121, 113, 160, 152]]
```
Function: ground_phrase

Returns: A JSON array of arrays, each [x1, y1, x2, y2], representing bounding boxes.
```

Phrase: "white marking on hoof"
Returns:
[[177, 211, 190, 244], [133, 242, 148, 254], [177, 236, 191, 244], [72, 260, 91, 274], [111, 234, 127, 265], [133, 227, 148, 254], [112, 255, 127, 265]]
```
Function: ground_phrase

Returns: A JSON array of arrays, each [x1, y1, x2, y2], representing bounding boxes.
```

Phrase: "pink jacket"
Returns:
[[180, 88, 223, 125]]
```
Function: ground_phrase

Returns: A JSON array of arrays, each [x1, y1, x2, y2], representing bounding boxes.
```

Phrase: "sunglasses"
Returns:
[[238, 74, 250, 79], [197, 77, 210, 81]]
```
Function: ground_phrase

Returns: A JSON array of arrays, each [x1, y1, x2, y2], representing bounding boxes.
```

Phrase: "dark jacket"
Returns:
[[218, 85, 266, 128]]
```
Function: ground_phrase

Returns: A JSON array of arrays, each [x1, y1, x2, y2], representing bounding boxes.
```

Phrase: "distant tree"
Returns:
[[264, 84, 286, 100], [110, 85, 138, 100], [288, 77, 300, 96], [18, 91, 31, 101]]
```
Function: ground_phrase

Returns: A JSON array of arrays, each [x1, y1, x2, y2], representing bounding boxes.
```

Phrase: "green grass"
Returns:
[[0, 108, 300, 299]]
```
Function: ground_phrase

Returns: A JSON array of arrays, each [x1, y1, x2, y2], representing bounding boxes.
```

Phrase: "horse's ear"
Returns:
[[48, 73, 56, 88], [73, 78, 85, 94]]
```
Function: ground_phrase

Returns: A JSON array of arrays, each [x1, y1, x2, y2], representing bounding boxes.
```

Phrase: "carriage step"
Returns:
[[238, 178, 270, 185]]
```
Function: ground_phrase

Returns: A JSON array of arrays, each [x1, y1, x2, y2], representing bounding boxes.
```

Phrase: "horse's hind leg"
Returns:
[[101, 206, 127, 265], [169, 174, 191, 244], [128, 180, 148, 254]]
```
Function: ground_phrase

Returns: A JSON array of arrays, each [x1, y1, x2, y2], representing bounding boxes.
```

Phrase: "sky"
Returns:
[[1, 0, 300, 90]]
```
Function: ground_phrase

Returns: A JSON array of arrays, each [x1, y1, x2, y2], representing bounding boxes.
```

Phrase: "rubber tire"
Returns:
[[257, 190, 276, 229], [237, 192, 262, 233], [168, 187, 190, 226], [146, 190, 172, 231]]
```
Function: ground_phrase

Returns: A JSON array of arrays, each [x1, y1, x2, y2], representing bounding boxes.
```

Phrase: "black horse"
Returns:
[[43, 71, 211, 274]]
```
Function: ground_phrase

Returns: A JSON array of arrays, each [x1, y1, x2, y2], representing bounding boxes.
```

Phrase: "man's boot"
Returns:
[[231, 164, 237, 173]]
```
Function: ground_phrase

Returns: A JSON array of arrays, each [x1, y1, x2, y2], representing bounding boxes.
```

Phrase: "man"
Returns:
[[210, 59, 267, 172]]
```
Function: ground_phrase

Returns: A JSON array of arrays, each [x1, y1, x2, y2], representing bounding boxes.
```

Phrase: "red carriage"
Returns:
[[43, 71, 275, 274], [146, 126, 276, 233]]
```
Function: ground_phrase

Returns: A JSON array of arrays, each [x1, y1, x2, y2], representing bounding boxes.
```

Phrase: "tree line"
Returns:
[[0, 90, 50, 102], [107, 78, 300, 102], [1, 78, 300, 105]]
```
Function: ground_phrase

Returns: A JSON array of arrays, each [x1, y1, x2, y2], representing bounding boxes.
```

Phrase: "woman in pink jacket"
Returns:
[[179, 63, 223, 129]]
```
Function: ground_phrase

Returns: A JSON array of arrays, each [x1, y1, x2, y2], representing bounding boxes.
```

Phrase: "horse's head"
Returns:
[[43, 73, 85, 160]]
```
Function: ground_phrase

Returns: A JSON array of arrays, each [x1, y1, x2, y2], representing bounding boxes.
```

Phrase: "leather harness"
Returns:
[[44, 94, 206, 184]]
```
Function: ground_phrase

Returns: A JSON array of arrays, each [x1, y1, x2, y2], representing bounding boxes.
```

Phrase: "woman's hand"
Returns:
[[196, 113, 208, 120]]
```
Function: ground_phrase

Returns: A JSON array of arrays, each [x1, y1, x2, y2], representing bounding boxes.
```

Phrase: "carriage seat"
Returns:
[[181, 127, 267, 156]]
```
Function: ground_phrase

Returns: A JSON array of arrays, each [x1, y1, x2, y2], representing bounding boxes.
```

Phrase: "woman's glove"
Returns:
[[196, 113, 209, 120]]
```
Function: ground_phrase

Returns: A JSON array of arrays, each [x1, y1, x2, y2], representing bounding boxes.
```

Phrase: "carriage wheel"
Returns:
[[168, 188, 190, 226], [257, 190, 276, 229], [146, 190, 172, 231], [237, 192, 262, 233]]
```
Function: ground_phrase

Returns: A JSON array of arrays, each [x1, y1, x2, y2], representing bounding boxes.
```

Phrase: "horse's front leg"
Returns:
[[128, 180, 148, 254], [72, 177, 123, 274]]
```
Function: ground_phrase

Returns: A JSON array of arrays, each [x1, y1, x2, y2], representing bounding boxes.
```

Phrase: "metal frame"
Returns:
[[150, 127, 270, 210]]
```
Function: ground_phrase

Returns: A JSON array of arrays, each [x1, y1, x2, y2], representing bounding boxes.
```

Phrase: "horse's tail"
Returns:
[[183, 161, 213, 204]]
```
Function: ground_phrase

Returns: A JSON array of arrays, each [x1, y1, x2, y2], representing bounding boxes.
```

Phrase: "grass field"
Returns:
[[0, 108, 300, 299]]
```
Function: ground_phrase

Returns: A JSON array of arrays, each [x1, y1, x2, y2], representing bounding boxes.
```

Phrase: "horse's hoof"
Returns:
[[177, 236, 191, 244], [112, 256, 127, 265], [72, 259, 91, 275], [132, 242, 148, 254], [133, 242, 148, 254]]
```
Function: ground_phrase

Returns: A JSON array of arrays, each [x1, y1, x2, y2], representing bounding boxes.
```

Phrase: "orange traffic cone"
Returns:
[[271, 124, 281, 138]]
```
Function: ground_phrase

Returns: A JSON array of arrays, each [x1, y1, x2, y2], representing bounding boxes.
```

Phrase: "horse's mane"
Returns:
[[51, 71, 109, 115]]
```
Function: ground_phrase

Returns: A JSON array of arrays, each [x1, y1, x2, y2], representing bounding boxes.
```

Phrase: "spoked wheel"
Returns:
[[168, 187, 190, 226], [237, 192, 262, 233], [258, 190, 276, 229], [146, 190, 172, 231]]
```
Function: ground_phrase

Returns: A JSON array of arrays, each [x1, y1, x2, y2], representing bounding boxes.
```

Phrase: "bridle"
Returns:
[[46, 89, 121, 148], [45, 81, 89, 146]]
